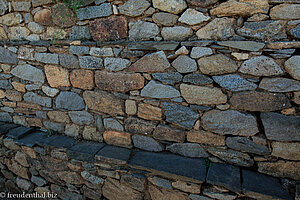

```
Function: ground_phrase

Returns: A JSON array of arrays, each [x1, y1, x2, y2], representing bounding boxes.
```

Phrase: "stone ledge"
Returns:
[[0, 122, 293, 200]]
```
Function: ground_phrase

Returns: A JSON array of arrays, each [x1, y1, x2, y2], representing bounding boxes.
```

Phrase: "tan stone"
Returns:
[[48, 46, 69, 54], [187, 130, 225, 146], [57, 171, 84, 185], [270, 4, 300, 20], [0, 90, 5, 98], [0, 13, 22, 26], [82, 126, 102, 142], [34, 9, 53, 26], [64, 124, 80, 138], [293, 91, 300, 105], [125, 100, 137, 115], [22, 146, 36, 159], [271, 142, 300, 161], [26, 118, 43, 127], [6, 159, 30, 180], [15, 151, 29, 167], [2, 101, 16, 107], [13, 116, 27, 126], [47, 111, 70, 123], [180, 84, 227, 105], [258, 161, 300, 180], [70, 70, 94, 90], [4, 90, 22, 102], [153, 125, 185, 143], [8, 27, 30, 40], [137, 103, 162, 121], [0, 26, 7, 40], [103, 131, 132, 148], [43, 27, 67, 40], [171, 181, 201, 194], [44, 65, 70, 88], [149, 185, 190, 200], [266, 42, 300, 49], [12, 82, 26, 93], [1, 64, 11, 73]]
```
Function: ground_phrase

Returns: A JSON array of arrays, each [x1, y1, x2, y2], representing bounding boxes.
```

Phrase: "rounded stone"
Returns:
[[52, 3, 77, 28], [34, 9, 53, 26]]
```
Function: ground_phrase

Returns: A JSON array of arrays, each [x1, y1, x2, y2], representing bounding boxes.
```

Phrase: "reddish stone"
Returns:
[[70, 70, 94, 90], [153, 125, 185, 143], [52, 3, 77, 28], [34, 9, 53, 26], [89, 16, 127, 41]]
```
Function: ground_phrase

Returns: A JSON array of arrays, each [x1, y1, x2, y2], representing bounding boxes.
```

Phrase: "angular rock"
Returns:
[[103, 131, 132, 148], [52, 3, 76, 28], [285, 56, 300, 80], [132, 135, 164, 152], [239, 56, 283, 76], [179, 8, 210, 25], [35, 53, 58, 64], [258, 161, 300, 180], [129, 21, 159, 40], [68, 111, 94, 125], [120, 174, 146, 192], [8, 27, 30, 41], [42, 86, 59, 97], [182, 74, 213, 86], [226, 137, 269, 155], [69, 26, 91, 40], [90, 47, 113, 57], [198, 54, 238, 75], [259, 77, 300, 92], [125, 117, 157, 135], [31, 176, 47, 187], [272, 142, 300, 161], [51, 184, 84, 200], [79, 56, 103, 69], [83, 91, 124, 115], [119, 0, 150, 17], [104, 118, 124, 131], [148, 177, 172, 189], [47, 111, 69, 123], [82, 126, 101, 142], [0, 0, 8, 15], [95, 71, 144, 92], [213, 74, 257, 91], [261, 112, 300, 142], [125, 100, 137, 115], [28, 22, 44, 34], [0, 12, 22, 26], [152, 0, 187, 14], [6, 160, 30, 179], [153, 124, 185, 143], [70, 69, 94, 90], [16, 177, 32, 191], [217, 41, 265, 51], [44, 65, 70, 87], [11, 64, 44, 83], [43, 121, 64, 133], [180, 84, 227, 105], [230, 91, 291, 112], [129, 51, 170, 72], [141, 80, 180, 99], [70, 46, 89, 55], [152, 12, 178, 26], [163, 102, 198, 129], [270, 4, 300, 20], [161, 26, 193, 41], [202, 110, 258, 136], [290, 24, 300, 39], [59, 54, 79, 69], [56, 91, 85, 111], [89, 16, 127, 41], [104, 58, 131, 72], [167, 143, 208, 158], [187, 0, 217, 7], [0, 112, 12, 122], [138, 103, 162, 121], [196, 18, 235, 40], [77, 3, 112, 20], [172, 55, 197, 73], [23, 92, 51, 107], [0, 46, 18, 64], [57, 171, 84, 185], [152, 72, 182, 85], [172, 181, 200, 194], [190, 47, 213, 59], [187, 130, 225, 146], [149, 185, 190, 200]]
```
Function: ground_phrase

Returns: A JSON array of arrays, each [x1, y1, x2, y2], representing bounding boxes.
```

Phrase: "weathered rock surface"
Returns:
[[152, 12, 178, 26], [11, 64, 44, 83], [77, 3, 112, 20], [70, 69, 94, 90], [23, 92, 51, 107], [119, 0, 150, 17], [217, 41, 265, 51], [172, 55, 197, 73], [52, 3, 76, 28], [179, 9, 210, 25], [153, 125, 185, 143], [129, 21, 159, 41], [44, 65, 70, 88], [258, 161, 300, 180], [187, 130, 225, 146], [152, 73, 182, 85], [270, 4, 300, 20], [213, 74, 257, 91], [187, 0, 217, 7], [226, 137, 269, 155], [167, 143, 208, 158], [68, 111, 94, 125], [271, 142, 300, 161], [137, 103, 162, 121], [141, 80, 180, 99], [132, 135, 164, 152], [183, 74, 213, 86], [103, 131, 132, 149], [55, 92, 85, 111], [104, 58, 131, 72], [190, 47, 213, 59], [161, 26, 193, 41], [0, 47, 18, 64], [152, 0, 187, 14], [259, 78, 300, 92], [285, 56, 300, 80]]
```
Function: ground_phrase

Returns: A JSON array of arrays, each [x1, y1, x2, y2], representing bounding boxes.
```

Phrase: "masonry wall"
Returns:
[[0, 0, 299, 199]]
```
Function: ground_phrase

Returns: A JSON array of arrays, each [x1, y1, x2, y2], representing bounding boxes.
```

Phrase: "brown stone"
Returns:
[[95, 71, 144, 92], [230, 91, 291, 112], [149, 185, 190, 200], [90, 16, 127, 41], [0, 26, 8, 40], [44, 65, 70, 88], [12, 82, 26, 93], [125, 117, 157, 134], [48, 46, 69, 54], [83, 91, 124, 116], [103, 131, 132, 148], [47, 111, 70, 123], [34, 9, 53, 26], [137, 103, 162, 121], [70, 69, 94, 90], [15, 151, 29, 167], [187, 130, 225, 146], [5, 90, 22, 102], [271, 142, 300, 161], [22, 146, 36, 159], [0, 90, 5, 98], [52, 3, 76, 28], [293, 91, 300, 105], [17, 102, 42, 110], [83, 126, 102, 142], [153, 125, 185, 143], [171, 181, 201, 194], [2, 101, 16, 107], [187, 0, 218, 7], [258, 161, 300, 180], [6, 159, 30, 180], [103, 178, 142, 200], [57, 171, 84, 185], [26, 118, 43, 127]]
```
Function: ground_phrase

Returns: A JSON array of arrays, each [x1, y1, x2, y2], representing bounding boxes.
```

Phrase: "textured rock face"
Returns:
[[166, 143, 208, 158], [226, 137, 269, 155], [55, 92, 85, 111], [285, 56, 300, 80], [11, 64, 44, 83], [152, 0, 187, 14], [179, 9, 210, 25], [137, 103, 162, 121], [129, 21, 159, 40], [152, 12, 178, 26], [132, 135, 164, 152], [44, 65, 70, 88], [161, 26, 193, 41], [77, 4, 112, 20], [213, 74, 257, 92], [103, 131, 132, 148], [70, 70, 94, 90], [271, 142, 300, 160], [119, 0, 150, 17], [172, 55, 197, 73], [258, 161, 300, 180], [52, 3, 76, 28], [153, 125, 185, 143], [141, 80, 180, 99], [259, 78, 300, 92], [270, 4, 300, 20]]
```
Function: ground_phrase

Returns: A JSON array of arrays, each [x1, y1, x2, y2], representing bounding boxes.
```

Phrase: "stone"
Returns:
[[258, 161, 300, 180], [211, 0, 269, 17], [83, 126, 101, 142], [104, 58, 131, 71], [84, 91, 124, 115], [23, 92, 51, 107], [47, 111, 69, 123], [198, 54, 238, 75], [141, 80, 180, 99], [259, 77, 300, 92], [129, 21, 159, 40], [149, 185, 190, 200], [152, 73, 182, 85], [217, 41, 265, 51], [272, 142, 300, 160], [129, 51, 170, 72], [96, 145, 130, 164], [4, 90, 21, 102], [187, 0, 217, 7], [148, 177, 172, 189], [77, 3, 112, 20], [182, 74, 213, 86], [0, 26, 7, 40], [95, 71, 144, 92], [44, 65, 70, 87], [28, 22, 44, 34], [190, 47, 213, 59], [187, 130, 225, 146], [68, 111, 94, 125], [172, 55, 197, 73], [132, 135, 164, 152], [65, 124, 80, 137], [8, 27, 30, 40], [103, 131, 132, 148], [0, 13, 22, 26], [0, 0, 8, 15], [180, 84, 227, 105], [32, 0, 53, 7], [35, 53, 58, 64], [56, 91, 85, 111], [69, 26, 91, 40], [270, 4, 300, 20], [104, 118, 124, 131], [237, 20, 286, 40], [163, 102, 198, 129], [121, 174, 145, 192], [43, 121, 64, 132], [6, 159, 30, 179], [172, 181, 200, 194], [290, 25, 300, 39], [196, 18, 235, 40], [34, 9, 52, 26], [179, 9, 210, 25], [138, 103, 162, 121], [230, 91, 291, 112], [167, 143, 208, 158], [125, 117, 157, 134], [57, 171, 84, 185], [213, 74, 257, 91], [90, 47, 114, 57], [125, 100, 137, 115], [0, 47, 18, 64], [152, 12, 178, 26], [52, 3, 76, 28], [161, 26, 193, 41], [226, 137, 269, 155], [207, 147, 254, 167], [153, 0, 187, 14], [239, 56, 283, 76], [261, 112, 300, 142], [15, 151, 29, 167], [202, 110, 258, 136], [153, 124, 185, 143], [42, 86, 59, 97], [79, 56, 103, 69], [89, 16, 127, 41], [119, 0, 150, 17], [12, 1, 31, 11], [16, 177, 32, 191], [285, 56, 300, 80], [103, 178, 142, 200], [81, 171, 104, 185], [51, 184, 84, 200], [70, 46, 89, 55], [70, 69, 94, 90], [31, 176, 47, 187], [59, 54, 80, 69]]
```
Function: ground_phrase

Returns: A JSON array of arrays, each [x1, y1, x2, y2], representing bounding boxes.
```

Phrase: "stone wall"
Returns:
[[0, 0, 299, 199]]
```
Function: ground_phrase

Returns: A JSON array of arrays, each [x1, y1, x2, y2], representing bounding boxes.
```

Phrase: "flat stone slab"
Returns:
[[128, 41, 179, 51], [0, 124, 19, 135], [6, 126, 35, 139], [129, 151, 206, 182], [37, 135, 76, 149], [206, 163, 241, 192], [67, 142, 105, 162], [95, 145, 131, 164], [15, 131, 47, 147], [242, 170, 292, 200]]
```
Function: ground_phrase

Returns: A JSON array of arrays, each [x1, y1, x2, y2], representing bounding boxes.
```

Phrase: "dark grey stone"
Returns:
[[0, 47, 18, 64], [15, 131, 47, 147], [190, 105, 212, 111], [31, 176, 46, 187], [290, 24, 300, 39], [213, 74, 257, 91], [183, 74, 213, 85], [163, 102, 199, 129], [0, 80, 12, 89], [37, 135, 76, 149], [79, 56, 103, 69], [152, 72, 182, 85], [242, 170, 292, 200], [77, 3, 112, 20], [69, 26, 91, 40], [67, 142, 105, 162], [207, 163, 241, 192], [59, 54, 79, 69], [226, 137, 269, 155], [69, 45, 89, 55], [43, 121, 64, 133], [95, 145, 131, 164], [120, 49, 145, 58], [24, 92, 51, 107], [125, 117, 157, 134], [29, 40, 50, 46], [55, 91, 85, 111], [132, 135, 164, 152], [128, 41, 179, 51], [166, 143, 209, 158], [0, 123, 19, 135], [181, 40, 214, 47], [7, 126, 34, 139], [0, 112, 12, 123], [129, 151, 206, 182]]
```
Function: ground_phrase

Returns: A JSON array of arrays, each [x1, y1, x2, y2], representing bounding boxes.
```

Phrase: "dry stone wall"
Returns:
[[0, 0, 299, 199]]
